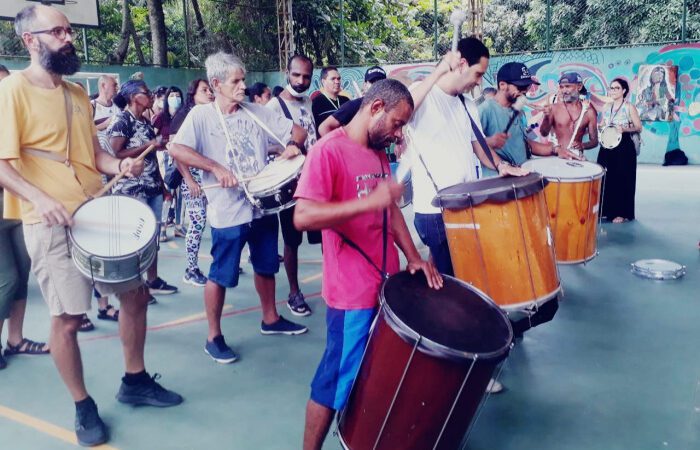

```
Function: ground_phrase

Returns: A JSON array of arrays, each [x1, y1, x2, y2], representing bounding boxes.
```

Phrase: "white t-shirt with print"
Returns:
[[172, 102, 293, 228], [266, 95, 317, 150], [406, 84, 484, 215]]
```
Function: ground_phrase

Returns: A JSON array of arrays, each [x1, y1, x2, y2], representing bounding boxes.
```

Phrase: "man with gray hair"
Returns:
[[0, 5, 182, 447], [170, 51, 310, 365]]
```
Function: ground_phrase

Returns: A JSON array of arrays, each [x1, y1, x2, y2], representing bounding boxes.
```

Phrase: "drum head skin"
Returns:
[[522, 158, 604, 182], [600, 126, 622, 149], [432, 172, 544, 209], [70, 196, 157, 257], [631, 259, 686, 280], [381, 271, 512, 359], [247, 155, 305, 193]]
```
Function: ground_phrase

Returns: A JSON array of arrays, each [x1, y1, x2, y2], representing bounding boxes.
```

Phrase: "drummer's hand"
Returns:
[[33, 192, 73, 227], [437, 51, 461, 75], [498, 162, 530, 177], [365, 180, 403, 211], [407, 259, 443, 290], [186, 179, 202, 198], [277, 144, 302, 161], [556, 146, 584, 161], [488, 132, 509, 149], [212, 164, 238, 188], [542, 104, 553, 117], [120, 157, 144, 177]]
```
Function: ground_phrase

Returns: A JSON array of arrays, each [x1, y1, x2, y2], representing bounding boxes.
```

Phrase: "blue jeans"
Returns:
[[414, 213, 454, 276]]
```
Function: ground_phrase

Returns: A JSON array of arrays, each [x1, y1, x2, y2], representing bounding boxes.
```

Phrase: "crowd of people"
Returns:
[[0, 4, 646, 449]]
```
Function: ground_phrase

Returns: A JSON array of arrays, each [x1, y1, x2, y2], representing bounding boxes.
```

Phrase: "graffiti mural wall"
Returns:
[[261, 44, 700, 164]]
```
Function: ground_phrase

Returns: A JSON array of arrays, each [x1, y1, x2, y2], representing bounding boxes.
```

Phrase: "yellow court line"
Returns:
[[158, 304, 233, 328], [301, 272, 323, 284], [0, 404, 119, 450]]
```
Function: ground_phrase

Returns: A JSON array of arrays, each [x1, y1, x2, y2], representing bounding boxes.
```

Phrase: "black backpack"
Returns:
[[663, 149, 688, 166]]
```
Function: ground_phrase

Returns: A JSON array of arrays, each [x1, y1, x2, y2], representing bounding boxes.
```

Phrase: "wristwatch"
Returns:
[[286, 140, 306, 155]]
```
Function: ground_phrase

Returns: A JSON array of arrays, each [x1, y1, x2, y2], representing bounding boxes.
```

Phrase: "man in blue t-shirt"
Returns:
[[479, 62, 554, 177]]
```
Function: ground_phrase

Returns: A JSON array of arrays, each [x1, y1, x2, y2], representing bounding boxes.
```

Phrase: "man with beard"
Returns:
[[406, 38, 527, 278], [540, 72, 599, 160], [479, 62, 554, 176], [0, 5, 183, 447], [294, 79, 443, 450], [266, 54, 319, 317]]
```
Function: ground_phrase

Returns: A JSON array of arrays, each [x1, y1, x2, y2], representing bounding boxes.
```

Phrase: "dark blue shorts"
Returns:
[[208, 215, 280, 288], [414, 212, 454, 276], [310, 306, 377, 411]]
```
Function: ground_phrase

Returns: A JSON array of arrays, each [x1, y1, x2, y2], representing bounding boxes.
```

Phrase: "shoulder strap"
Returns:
[[276, 97, 293, 121], [239, 103, 287, 147], [90, 99, 96, 118], [458, 94, 498, 170]]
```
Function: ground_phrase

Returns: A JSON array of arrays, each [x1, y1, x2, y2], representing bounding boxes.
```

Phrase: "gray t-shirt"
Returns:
[[266, 96, 317, 150], [172, 102, 293, 228]]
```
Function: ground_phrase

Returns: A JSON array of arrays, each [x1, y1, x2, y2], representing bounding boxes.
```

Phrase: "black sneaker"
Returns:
[[260, 315, 308, 335], [116, 373, 184, 407], [146, 277, 178, 295], [287, 291, 312, 317], [75, 397, 108, 447]]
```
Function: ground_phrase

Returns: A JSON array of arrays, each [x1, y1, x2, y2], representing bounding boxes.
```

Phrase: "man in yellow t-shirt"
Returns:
[[0, 5, 183, 447]]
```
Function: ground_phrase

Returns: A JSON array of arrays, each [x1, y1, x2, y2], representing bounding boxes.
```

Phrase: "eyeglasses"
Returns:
[[30, 26, 74, 40], [609, 86, 622, 90]]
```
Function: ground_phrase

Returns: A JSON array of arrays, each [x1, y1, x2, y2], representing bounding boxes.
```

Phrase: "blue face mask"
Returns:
[[167, 96, 182, 111]]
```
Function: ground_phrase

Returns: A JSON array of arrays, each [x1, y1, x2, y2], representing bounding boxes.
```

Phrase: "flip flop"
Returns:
[[97, 305, 120, 322], [4, 338, 50, 356]]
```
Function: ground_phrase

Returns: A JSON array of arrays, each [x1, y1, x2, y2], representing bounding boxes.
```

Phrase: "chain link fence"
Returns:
[[0, 0, 698, 70]]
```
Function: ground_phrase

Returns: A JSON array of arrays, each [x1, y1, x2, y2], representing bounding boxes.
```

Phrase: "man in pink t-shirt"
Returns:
[[294, 79, 443, 450]]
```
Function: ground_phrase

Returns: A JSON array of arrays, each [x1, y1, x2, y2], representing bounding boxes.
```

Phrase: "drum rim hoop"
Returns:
[[600, 125, 623, 149], [432, 173, 546, 208], [521, 160, 605, 182], [379, 273, 513, 361], [69, 194, 158, 258], [630, 259, 687, 280], [247, 156, 305, 193]]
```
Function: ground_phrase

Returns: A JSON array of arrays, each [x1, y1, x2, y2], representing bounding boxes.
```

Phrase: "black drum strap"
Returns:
[[334, 152, 389, 280], [458, 94, 499, 171]]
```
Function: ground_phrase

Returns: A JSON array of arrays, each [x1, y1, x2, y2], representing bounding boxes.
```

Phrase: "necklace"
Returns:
[[322, 92, 340, 110], [563, 102, 582, 132], [608, 100, 624, 126]]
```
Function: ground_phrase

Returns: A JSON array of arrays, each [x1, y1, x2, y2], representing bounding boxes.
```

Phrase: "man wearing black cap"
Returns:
[[540, 72, 598, 159], [317, 65, 387, 137], [479, 62, 555, 175]]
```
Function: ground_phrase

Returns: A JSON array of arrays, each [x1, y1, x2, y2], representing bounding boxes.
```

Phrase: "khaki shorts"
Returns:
[[23, 223, 144, 317]]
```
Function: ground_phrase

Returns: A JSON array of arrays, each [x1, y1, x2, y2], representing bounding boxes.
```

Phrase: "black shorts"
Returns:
[[279, 206, 322, 248]]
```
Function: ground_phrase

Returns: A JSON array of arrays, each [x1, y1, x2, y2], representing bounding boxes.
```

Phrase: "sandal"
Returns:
[[612, 217, 629, 224], [97, 305, 120, 322], [4, 338, 50, 356], [79, 314, 95, 332]]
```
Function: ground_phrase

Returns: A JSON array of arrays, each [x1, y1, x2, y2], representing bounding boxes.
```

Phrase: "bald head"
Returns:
[[15, 4, 69, 38]]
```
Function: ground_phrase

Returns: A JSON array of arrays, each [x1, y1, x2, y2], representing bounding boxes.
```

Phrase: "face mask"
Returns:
[[286, 83, 307, 98], [168, 96, 182, 110]]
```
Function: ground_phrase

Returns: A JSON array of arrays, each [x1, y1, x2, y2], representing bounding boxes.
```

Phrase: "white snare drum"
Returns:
[[522, 158, 605, 264], [69, 195, 158, 284], [600, 125, 622, 149], [247, 155, 305, 215], [631, 259, 686, 280]]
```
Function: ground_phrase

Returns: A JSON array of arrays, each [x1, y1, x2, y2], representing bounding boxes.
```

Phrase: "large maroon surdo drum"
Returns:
[[338, 271, 513, 450]]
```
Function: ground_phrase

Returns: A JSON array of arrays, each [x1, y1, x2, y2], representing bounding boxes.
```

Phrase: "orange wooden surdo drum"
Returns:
[[337, 271, 512, 450], [521, 158, 604, 264], [432, 173, 561, 312]]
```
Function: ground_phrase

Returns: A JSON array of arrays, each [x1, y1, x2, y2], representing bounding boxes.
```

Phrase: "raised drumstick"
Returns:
[[94, 144, 156, 198]]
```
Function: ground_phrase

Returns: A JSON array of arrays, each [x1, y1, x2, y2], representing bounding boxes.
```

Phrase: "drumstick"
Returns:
[[94, 144, 157, 198], [450, 10, 467, 51]]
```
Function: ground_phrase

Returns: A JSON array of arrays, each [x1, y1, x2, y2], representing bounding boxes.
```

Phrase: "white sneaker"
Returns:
[[486, 378, 504, 394]]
